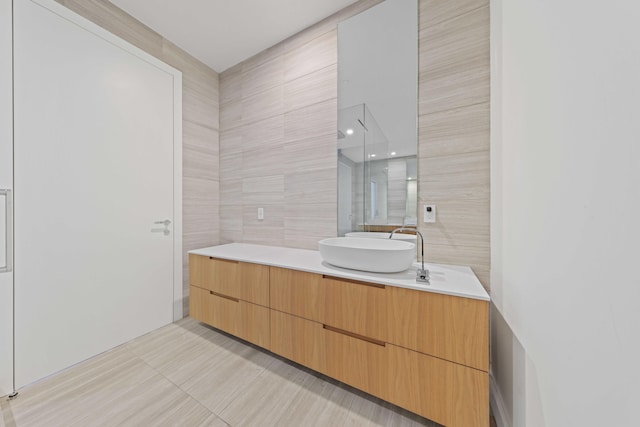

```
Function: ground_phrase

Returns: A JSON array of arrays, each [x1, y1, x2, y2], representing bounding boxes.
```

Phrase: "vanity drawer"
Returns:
[[387, 286, 489, 371], [270, 267, 322, 321], [387, 344, 489, 427], [269, 267, 386, 341], [271, 308, 388, 402], [270, 310, 326, 373], [321, 275, 386, 342], [189, 254, 269, 306], [190, 285, 270, 349], [323, 323, 388, 401]]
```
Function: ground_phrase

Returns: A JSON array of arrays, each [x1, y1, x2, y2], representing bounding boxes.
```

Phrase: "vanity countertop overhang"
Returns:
[[189, 243, 489, 301]]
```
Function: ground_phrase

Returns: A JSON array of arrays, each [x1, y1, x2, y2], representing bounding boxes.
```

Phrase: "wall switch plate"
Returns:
[[423, 204, 436, 223], [257, 207, 264, 220]]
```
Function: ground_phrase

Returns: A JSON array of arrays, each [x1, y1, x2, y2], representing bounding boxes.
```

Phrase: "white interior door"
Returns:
[[0, 0, 13, 397], [13, 0, 181, 388]]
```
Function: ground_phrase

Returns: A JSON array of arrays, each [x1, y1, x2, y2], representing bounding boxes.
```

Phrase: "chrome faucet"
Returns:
[[389, 227, 429, 284]]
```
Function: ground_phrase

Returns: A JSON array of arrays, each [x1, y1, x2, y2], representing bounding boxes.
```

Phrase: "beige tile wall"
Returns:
[[417, 0, 490, 287], [219, 0, 386, 249], [220, 0, 490, 288], [57, 0, 221, 311]]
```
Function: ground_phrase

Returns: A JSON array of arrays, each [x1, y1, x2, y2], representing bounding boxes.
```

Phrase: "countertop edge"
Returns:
[[189, 243, 490, 302]]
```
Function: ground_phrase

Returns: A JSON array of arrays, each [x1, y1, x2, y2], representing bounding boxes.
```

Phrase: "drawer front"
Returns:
[[387, 286, 489, 371], [190, 285, 240, 336], [270, 269, 387, 342], [189, 255, 269, 306], [321, 275, 386, 342], [270, 267, 322, 322], [238, 300, 270, 349], [270, 310, 325, 373], [190, 285, 270, 349], [323, 324, 388, 401], [189, 254, 240, 298], [387, 344, 489, 427], [240, 262, 269, 306]]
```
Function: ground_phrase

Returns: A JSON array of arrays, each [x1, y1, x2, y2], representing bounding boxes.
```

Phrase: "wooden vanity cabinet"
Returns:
[[387, 344, 489, 427], [189, 254, 269, 306], [191, 255, 489, 427], [189, 255, 270, 348], [387, 286, 489, 371], [269, 267, 386, 341], [270, 309, 389, 402]]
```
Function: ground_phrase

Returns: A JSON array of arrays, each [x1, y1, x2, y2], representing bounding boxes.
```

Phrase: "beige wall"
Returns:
[[57, 0, 221, 312], [417, 0, 490, 287], [220, 0, 490, 288], [219, 0, 386, 249]]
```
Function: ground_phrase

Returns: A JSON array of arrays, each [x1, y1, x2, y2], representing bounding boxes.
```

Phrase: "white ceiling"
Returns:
[[110, 0, 361, 73]]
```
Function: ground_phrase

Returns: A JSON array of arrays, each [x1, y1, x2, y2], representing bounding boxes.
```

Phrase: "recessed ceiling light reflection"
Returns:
[[390, 152, 396, 156], [370, 154, 376, 158], [346, 128, 354, 135]]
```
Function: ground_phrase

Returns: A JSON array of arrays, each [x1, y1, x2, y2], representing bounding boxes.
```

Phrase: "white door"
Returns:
[[0, 0, 13, 397], [13, 0, 181, 388]]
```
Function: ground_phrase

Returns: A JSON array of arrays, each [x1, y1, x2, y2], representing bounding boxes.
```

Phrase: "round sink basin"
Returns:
[[345, 231, 417, 242], [319, 237, 416, 273]]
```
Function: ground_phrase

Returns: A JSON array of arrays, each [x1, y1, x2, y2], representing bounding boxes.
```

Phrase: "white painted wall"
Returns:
[[491, 0, 640, 426]]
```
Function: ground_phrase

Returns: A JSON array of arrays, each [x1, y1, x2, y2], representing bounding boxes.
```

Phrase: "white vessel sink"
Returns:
[[345, 231, 417, 242], [319, 237, 416, 273]]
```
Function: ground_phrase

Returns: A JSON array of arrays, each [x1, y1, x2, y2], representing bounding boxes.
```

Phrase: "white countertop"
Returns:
[[189, 243, 489, 301]]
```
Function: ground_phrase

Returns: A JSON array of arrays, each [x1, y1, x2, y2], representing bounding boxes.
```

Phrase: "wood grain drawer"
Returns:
[[269, 267, 386, 341], [321, 275, 386, 342], [189, 254, 269, 306], [387, 344, 489, 427], [323, 322, 388, 401], [387, 286, 489, 371], [270, 267, 322, 321], [270, 309, 326, 373], [270, 309, 388, 401], [190, 285, 270, 349]]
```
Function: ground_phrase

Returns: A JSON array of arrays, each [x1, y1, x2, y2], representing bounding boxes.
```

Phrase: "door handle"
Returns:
[[1, 189, 13, 273], [151, 219, 171, 236]]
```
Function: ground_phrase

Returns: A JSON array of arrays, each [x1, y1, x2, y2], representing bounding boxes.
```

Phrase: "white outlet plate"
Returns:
[[423, 205, 436, 223], [258, 207, 264, 220]]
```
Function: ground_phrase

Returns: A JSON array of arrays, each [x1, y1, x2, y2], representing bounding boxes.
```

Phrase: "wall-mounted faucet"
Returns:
[[389, 227, 429, 284]]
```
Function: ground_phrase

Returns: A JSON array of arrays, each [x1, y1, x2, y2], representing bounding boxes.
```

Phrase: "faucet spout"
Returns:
[[389, 227, 429, 284]]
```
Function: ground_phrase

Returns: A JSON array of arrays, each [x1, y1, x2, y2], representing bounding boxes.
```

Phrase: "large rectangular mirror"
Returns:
[[337, 0, 418, 236]]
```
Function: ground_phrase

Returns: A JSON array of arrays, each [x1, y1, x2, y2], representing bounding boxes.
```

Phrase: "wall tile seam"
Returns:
[[418, 100, 489, 119], [182, 110, 220, 127], [217, 97, 338, 134], [230, 28, 337, 79], [417, 95, 490, 117], [418, 148, 490, 163], [183, 137, 219, 148], [421, 244, 490, 260], [418, 56, 489, 79], [418, 3, 489, 33], [230, 66, 337, 112], [229, 62, 338, 106]]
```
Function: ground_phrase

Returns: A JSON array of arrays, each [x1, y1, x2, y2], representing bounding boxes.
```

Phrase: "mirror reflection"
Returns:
[[337, 0, 418, 236]]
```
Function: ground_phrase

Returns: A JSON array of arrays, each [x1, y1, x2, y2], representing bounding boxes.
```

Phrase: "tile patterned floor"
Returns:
[[1, 317, 443, 426]]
